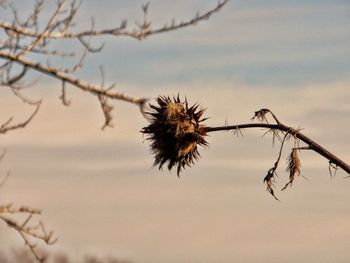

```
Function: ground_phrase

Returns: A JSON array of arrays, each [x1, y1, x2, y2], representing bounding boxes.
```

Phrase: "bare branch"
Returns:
[[1, 1, 228, 127], [0, 212, 57, 263], [97, 66, 114, 130], [0, 102, 41, 134], [59, 80, 71, 106], [0, 50, 146, 106], [205, 110, 350, 198], [0, 169, 56, 263], [0, 40, 75, 57], [0, 0, 229, 40], [205, 120, 350, 174], [262, 133, 289, 200], [10, 87, 42, 106], [98, 93, 114, 130], [5, 65, 28, 85], [143, 97, 350, 200]]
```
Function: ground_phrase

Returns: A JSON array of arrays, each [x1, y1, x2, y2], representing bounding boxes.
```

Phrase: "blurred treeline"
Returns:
[[0, 249, 131, 263]]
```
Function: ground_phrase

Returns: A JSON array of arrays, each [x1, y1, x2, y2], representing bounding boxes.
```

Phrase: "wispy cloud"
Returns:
[[1, 1, 350, 262]]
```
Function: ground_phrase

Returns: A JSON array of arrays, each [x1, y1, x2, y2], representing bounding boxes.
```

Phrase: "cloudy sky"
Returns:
[[1, 0, 350, 262]]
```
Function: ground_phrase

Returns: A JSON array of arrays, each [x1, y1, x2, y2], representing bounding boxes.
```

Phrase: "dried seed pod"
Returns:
[[141, 95, 208, 175], [251, 109, 270, 123], [282, 148, 301, 190]]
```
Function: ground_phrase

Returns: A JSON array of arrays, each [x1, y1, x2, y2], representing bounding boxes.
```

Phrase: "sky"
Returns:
[[0, 0, 350, 262]]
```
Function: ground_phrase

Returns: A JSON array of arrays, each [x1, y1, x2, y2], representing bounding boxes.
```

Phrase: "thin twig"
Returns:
[[0, 102, 41, 134], [262, 133, 288, 200], [0, 50, 145, 106], [0, 0, 229, 40], [205, 121, 350, 174]]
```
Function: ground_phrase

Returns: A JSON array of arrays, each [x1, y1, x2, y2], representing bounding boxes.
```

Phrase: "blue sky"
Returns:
[[1, 1, 350, 262], [69, 0, 350, 87], [13, 0, 349, 87]]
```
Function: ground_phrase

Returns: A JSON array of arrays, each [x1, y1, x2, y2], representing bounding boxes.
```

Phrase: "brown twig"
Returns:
[[204, 109, 349, 198], [0, 210, 57, 263], [1, 1, 228, 127], [205, 121, 350, 174], [0, 173, 56, 263], [143, 97, 349, 199], [0, 50, 145, 105], [0, 0, 229, 40], [262, 133, 289, 200], [0, 102, 41, 134]]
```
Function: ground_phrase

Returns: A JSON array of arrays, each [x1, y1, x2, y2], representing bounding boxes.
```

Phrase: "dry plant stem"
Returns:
[[0, 50, 146, 106], [1, 140, 54, 263], [142, 99, 348, 200], [0, 212, 56, 263], [0, 184, 57, 263], [0, 0, 229, 40], [0, 102, 41, 134], [263, 133, 289, 200], [0, 197, 56, 263], [1, 0, 229, 126], [205, 123, 350, 174]]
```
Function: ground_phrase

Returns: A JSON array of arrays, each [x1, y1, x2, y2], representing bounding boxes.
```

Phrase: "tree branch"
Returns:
[[0, 50, 147, 106], [0, 162, 56, 263], [1, 1, 229, 127], [0, 0, 229, 40], [0, 102, 41, 134], [142, 97, 349, 200], [205, 122, 349, 174]]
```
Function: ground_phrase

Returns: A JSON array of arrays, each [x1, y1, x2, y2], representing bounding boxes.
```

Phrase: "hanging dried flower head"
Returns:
[[141, 95, 208, 175]]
